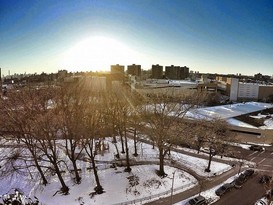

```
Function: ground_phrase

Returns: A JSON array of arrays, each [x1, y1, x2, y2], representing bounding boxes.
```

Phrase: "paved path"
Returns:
[[145, 164, 239, 205], [127, 134, 242, 205]]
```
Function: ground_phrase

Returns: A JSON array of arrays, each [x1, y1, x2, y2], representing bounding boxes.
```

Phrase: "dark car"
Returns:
[[233, 177, 244, 189], [259, 175, 272, 184], [186, 195, 207, 205], [215, 183, 233, 196], [243, 169, 255, 177], [250, 145, 265, 151], [233, 173, 248, 188]]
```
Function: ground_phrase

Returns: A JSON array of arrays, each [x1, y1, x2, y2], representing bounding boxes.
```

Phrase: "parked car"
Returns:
[[233, 173, 249, 188], [254, 197, 269, 205], [200, 147, 216, 155], [215, 183, 233, 196], [186, 195, 207, 205], [243, 169, 255, 177], [250, 145, 265, 151], [259, 175, 272, 184]]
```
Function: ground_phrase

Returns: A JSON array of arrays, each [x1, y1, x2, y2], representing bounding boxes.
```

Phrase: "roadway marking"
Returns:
[[260, 165, 273, 167], [257, 151, 265, 156], [257, 158, 266, 165], [248, 151, 258, 156], [255, 169, 273, 173], [250, 157, 256, 161]]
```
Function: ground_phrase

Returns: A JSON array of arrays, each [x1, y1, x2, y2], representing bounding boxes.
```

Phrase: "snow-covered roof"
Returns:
[[187, 102, 273, 120]]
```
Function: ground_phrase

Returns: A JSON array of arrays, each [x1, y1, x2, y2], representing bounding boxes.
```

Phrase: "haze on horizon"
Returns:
[[0, 0, 273, 76]]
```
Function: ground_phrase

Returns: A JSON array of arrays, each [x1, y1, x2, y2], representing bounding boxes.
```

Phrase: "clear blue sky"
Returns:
[[1, 0, 273, 76]]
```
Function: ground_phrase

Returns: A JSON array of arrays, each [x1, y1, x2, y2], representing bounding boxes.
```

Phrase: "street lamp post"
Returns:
[[170, 170, 176, 205]]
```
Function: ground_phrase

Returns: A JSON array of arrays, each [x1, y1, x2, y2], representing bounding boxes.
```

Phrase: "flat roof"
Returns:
[[187, 102, 273, 120]]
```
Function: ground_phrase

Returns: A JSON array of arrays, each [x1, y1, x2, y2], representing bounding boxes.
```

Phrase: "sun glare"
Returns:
[[60, 36, 139, 72]]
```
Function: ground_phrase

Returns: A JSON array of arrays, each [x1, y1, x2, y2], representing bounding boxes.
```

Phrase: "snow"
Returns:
[[226, 118, 258, 129], [187, 102, 273, 120], [186, 102, 273, 130], [0, 137, 232, 205], [2, 102, 272, 204]]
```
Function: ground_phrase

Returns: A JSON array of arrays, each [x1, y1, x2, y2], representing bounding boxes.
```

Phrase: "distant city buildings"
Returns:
[[165, 65, 189, 80], [127, 64, 141, 77], [151, 64, 163, 79], [217, 76, 273, 102], [111, 64, 125, 74], [1, 64, 272, 103]]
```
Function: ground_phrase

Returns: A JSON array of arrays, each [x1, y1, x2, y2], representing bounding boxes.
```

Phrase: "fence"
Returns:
[[112, 182, 197, 205]]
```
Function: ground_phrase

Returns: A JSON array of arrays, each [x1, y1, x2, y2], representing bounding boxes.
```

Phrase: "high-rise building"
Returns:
[[111, 64, 125, 74], [165, 65, 189, 80], [127, 64, 141, 77], [165, 65, 180, 80], [181, 66, 189, 79], [110, 64, 125, 82], [151, 64, 163, 79]]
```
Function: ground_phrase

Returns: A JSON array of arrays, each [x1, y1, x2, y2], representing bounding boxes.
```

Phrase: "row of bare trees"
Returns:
[[0, 82, 233, 196]]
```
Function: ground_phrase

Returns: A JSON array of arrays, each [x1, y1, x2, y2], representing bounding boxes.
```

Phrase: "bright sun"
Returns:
[[60, 36, 139, 72]]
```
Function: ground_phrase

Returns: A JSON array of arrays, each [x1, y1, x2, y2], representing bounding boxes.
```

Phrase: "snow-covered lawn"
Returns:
[[0, 137, 233, 205], [34, 165, 197, 205]]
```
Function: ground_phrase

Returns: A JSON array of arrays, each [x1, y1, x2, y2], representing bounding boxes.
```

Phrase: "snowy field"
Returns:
[[0, 137, 232, 205]]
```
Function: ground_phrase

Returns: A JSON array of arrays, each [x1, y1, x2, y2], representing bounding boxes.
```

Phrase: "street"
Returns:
[[213, 173, 266, 205]]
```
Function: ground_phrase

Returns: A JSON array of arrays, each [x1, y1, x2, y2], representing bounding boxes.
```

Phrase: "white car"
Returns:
[[200, 147, 216, 155], [254, 197, 269, 205]]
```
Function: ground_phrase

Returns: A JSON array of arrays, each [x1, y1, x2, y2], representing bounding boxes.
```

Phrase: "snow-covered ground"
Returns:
[[0, 137, 232, 205]]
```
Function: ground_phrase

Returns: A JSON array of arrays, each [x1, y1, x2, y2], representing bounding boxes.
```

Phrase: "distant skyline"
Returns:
[[1, 0, 273, 76]]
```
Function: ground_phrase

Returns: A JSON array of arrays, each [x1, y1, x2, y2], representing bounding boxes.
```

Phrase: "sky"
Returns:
[[0, 0, 273, 76]]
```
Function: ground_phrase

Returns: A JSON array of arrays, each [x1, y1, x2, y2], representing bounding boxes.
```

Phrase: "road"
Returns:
[[213, 144, 273, 205], [230, 144, 273, 174], [213, 173, 266, 205]]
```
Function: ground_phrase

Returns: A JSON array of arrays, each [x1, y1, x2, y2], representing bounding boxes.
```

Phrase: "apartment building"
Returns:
[[217, 77, 273, 102], [165, 65, 189, 80], [151, 64, 163, 79], [127, 64, 141, 77]]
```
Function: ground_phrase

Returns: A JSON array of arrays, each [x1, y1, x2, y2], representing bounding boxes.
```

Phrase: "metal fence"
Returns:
[[112, 182, 197, 205]]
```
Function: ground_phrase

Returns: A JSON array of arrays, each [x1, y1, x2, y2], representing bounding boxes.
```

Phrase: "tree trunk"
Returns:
[[90, 142, 104, 194], [113, 142, 120, 159], [158, 148, 166, 177], [68, 140, 81, 184], [28, 147, 48, 186], [33, 157, 48, 185], [72, 159, 81, 184], [54, 163, 69, 194], [119, 128, 125, 153], [205, 153, 213, 172], [133, 128, 138, 157], [124, 129, 131, 172]]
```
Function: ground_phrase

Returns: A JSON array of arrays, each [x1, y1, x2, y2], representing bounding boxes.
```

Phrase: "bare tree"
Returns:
[[81, 93, 105, 195], [140, 91, 205, 177], [33, 108, 70, 194], [197, 119, 233, 172], [0, 88, 51, 185], [56, 84, 88, 184]]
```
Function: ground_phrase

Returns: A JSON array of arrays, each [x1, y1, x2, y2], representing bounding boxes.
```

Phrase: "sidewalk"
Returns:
[[145, 164, 239, 205], [128, 135, 241, 205]]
